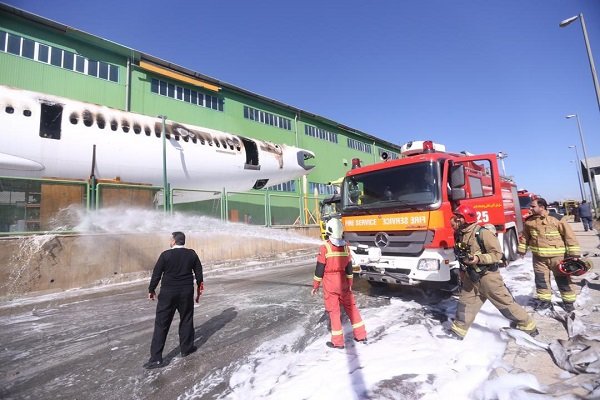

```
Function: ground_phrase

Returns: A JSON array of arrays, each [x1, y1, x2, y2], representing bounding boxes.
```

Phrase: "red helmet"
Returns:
[[454, 205, 478, 224], [558, 258, 591, 276]]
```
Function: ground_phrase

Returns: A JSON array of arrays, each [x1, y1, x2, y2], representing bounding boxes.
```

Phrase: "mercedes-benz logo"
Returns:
[[374, 232, 389, 248]]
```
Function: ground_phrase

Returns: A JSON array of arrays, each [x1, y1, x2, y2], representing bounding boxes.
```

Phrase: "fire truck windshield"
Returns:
[[342, 162, 440, 213], [519, 196, 533, 209]]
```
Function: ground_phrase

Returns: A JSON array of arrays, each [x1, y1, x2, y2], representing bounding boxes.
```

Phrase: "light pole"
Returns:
[[496, 151, 508, 176], [560, 13, 600, 113], [158, 115, 169, 212], [566, 114, 597, 212], [568, 145, 586, 201]]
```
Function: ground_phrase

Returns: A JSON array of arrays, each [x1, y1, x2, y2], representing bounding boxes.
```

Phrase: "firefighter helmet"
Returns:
[[558, 257, 592, 276], [325, 218, 344, 240], [454, 204, 478, 224]]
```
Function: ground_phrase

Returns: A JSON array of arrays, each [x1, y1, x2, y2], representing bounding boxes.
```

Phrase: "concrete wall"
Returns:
[[0, 227, 320, 298]]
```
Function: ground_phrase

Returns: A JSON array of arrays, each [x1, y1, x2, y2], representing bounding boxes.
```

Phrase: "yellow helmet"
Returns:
[[325, 218, 344, 240]]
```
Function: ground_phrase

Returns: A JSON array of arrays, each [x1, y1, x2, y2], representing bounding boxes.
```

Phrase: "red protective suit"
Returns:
[[313, 241, 367, 347]]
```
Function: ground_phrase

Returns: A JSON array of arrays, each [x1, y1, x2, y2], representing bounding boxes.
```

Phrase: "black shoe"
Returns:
[[562, 302, 575, 313], [181, 346, 197, 357], [326, 341, 345, 349], [354, 338, 368, 344], [143, 360, 164, 370], [533, 301, 552, 311]]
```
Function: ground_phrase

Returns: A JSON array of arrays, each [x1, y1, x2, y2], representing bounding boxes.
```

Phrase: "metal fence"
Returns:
[[0, 177, 324, 234]]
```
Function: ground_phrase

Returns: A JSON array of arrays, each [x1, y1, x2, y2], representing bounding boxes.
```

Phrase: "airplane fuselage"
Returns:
[[0, 85, 314, 192]]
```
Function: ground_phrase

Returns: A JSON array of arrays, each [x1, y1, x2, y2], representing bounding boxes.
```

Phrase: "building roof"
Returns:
[[0, 3, 401, 152]]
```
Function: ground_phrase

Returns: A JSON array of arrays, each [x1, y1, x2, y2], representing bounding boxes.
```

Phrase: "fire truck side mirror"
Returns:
[[450, 164, 465, 188], [451, 188, 466, 201]]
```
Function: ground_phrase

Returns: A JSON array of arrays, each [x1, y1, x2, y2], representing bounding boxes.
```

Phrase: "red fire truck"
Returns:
[[517, 189, 538, 220], [341, 140, 523, 289]]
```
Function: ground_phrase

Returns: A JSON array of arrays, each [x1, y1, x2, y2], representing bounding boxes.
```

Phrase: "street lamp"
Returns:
[[566, 114, 597, 211], [568, 145, 586, 201], [560, 13, 600, 113], [496, 151, 508, 176], [158, 115, 169, 212]]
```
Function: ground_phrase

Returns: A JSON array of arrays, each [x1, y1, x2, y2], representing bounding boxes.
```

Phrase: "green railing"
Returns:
[[0, 177, 326, 234]]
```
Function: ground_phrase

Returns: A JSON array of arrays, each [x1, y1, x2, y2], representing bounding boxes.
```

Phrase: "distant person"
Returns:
[[448, 205, 537, 340], [518, 198, 581, 312], [144, 231, 204, 369], [572, 204, 581, 223], [579, 200, 594, 232], [311, 218, 367, 349]]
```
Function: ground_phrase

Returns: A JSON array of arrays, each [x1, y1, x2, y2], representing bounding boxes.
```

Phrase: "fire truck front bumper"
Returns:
[[351, 248, 455, 286]]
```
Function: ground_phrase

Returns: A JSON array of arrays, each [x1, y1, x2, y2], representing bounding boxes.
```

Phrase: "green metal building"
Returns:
[[0, 3, 401, 232]]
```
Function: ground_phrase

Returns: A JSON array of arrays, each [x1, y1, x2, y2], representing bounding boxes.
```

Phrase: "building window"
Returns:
[[150, 78, 224, 111], [0, 30, 119, 83], [267, 180, 296, 192], [304, 125, 338, 144], [378, 148, 399, 160], [347, 138, 372, 154], [243, 106, 291, 130], [308, 182, 337, 196]]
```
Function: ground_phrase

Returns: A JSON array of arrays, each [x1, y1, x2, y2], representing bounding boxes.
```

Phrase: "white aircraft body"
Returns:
[[0, 85, 315, 194]]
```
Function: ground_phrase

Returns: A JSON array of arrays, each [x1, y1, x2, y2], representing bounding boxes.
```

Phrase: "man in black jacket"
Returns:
[[143, 231, 204, 369]]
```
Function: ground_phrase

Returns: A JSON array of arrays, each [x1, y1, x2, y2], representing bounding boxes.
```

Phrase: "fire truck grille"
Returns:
[[345, 230, 434, 257]]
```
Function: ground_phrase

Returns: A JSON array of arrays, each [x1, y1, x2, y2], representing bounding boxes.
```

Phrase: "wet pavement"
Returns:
[[501, 219, 600, 398]]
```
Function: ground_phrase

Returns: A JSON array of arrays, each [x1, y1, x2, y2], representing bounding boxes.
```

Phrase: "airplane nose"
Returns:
[[297, 150, 315, 171]]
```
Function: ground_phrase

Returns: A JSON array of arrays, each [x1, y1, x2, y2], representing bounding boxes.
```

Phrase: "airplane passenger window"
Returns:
[[144, 126, 151, 136], [97, 115, 105, 129], [5, 106, 14, 114], [69, 112, 78, 124], [23, 110, 32, 117], [110, 119, 118, 131], [82, 110, 93, 127], [121, 120, 130, 133], [133, 123, 141, 134]]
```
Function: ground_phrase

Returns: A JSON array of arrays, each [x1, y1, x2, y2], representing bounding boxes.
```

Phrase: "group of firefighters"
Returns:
[[313, 196, 592, 346], [143, 196, 593, 368]]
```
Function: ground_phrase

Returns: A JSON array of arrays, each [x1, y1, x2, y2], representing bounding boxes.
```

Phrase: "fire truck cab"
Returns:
[[341, 140, 523, 289]]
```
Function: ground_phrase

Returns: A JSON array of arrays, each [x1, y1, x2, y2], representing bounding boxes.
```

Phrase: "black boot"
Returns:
[[562, 302, 575, 313]]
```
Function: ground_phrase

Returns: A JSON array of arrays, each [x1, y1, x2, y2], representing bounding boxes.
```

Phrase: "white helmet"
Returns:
[[325, 218, 344, 240]]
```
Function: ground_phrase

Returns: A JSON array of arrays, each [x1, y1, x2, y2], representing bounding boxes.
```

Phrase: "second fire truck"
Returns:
[[341, 140, 523, 290]]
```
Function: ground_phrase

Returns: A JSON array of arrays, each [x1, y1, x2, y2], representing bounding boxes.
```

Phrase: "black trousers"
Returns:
[[150, 286, 195, 361]]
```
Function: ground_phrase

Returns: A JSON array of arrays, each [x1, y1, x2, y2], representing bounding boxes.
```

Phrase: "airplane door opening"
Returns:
[[241, 137, 260, 170], [39, 103, 63, 140]]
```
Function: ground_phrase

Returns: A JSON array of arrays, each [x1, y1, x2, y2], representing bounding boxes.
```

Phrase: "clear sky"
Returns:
[[5, 0, 600, 202]]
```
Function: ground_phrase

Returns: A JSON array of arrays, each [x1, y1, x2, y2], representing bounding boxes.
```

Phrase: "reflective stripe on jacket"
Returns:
[[518, 212, 580, 257]]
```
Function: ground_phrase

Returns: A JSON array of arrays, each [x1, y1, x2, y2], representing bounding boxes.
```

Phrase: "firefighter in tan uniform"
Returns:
[[449, 205, 537, 339], [517, 198, 581, 312]]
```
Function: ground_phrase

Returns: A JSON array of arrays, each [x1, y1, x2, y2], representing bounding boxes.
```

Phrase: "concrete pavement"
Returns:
[[500, 219, 600, 398]]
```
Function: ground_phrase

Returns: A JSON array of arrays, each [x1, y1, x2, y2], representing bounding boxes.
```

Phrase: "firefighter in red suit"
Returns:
[[311, 218, 367, 349]]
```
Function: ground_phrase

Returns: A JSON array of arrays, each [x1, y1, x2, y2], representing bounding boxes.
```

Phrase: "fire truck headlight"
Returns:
[[417, 259, 440, 271], [368, 247, 382, 262]]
